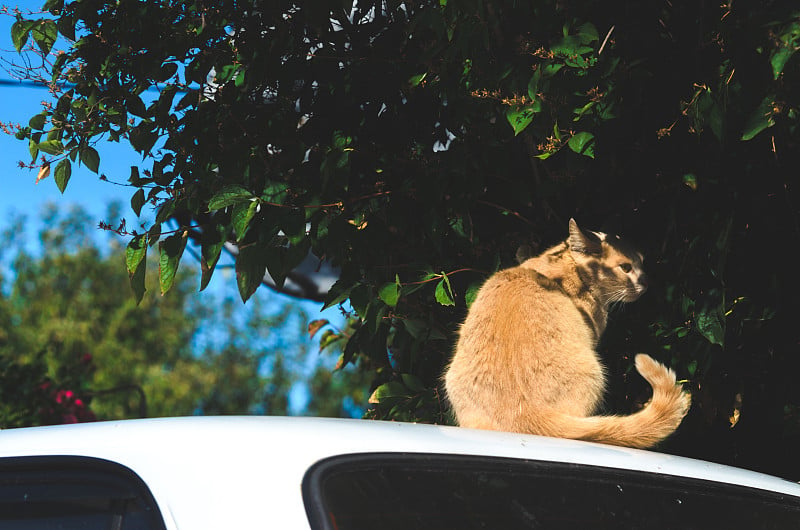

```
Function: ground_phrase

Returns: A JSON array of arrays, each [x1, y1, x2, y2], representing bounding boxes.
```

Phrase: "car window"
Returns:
[[303, 453, 800, 530], [0, 456, 166, 530]]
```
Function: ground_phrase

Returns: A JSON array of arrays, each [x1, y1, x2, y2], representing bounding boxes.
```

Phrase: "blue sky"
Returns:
[[0, 86, 144, 231], [0, 1, 141, 235], [0, 3, 350, 415]]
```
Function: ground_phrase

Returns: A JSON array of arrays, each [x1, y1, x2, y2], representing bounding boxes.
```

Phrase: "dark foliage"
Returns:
[[8, 1, 800, 477]]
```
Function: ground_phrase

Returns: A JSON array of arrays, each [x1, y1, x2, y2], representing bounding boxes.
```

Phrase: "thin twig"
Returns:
[[477, 199, 535, 226], [405, 268, 486, 285], [598, 25, 615, 55]]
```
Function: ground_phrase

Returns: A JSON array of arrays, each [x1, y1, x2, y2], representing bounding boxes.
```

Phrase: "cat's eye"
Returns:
[[619, 263, 633, 273]]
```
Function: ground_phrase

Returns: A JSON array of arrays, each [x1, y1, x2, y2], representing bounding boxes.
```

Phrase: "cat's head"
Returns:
[[567, 218, 648, 305]]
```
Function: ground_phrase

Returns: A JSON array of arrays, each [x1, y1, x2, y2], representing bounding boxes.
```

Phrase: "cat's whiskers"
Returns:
[[603, 287, 630, 308]]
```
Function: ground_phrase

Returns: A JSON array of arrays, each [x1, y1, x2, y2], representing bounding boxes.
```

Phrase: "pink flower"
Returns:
[[55, 389, 75, 404]]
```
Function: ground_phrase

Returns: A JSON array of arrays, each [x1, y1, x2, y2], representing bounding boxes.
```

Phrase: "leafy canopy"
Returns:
[[9, 1, 800, 477]]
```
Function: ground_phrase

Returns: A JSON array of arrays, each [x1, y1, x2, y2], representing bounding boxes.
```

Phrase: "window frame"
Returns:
[[303, 452, 800, 530], [0, 455, 167, 530]]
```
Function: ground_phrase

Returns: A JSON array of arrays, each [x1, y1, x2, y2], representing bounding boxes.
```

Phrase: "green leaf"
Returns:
[[282, 208, 306, 244], [126, 95, 148, 118], [551, 35, 583, 56], [176, 89, 198, 111], [158, 231, 187, 295], [368, 381, 407, 404], [236, 242, 267, 302], [687, 360, 698, 377], [37, 139, 63, 155], [741, 96, 776, 141], [56, 12, 76, 41], [682, 173, 698, 191], [125, 234, 148, 304], [233, 68, 246, 87], [154, 85, 178, 122], [208, 185, 254, 211], [697, 305, 725, 347], [378, 278, 400, 307], [770, 22, 800, 79], [402, 318, 428, 340], [576, 22, 599, 44], [11, 19, 34, 52], [364, 298, 388, 334], [542, 63, 564, 78], [308, 319, 329, 339], [322, 279, 354, 310], [29, 112, 47, 131], [465, 282, 481, 308], [265, 245, 289, 290], [215, 64, 238, 84], [155, 198, 175, 224], [318, 329, 344, 353], [567, 131, 595, 158], [147, 223, 162, 245], [131, 188, 146, 216], [200, 223, 226, 291], [434, 274, 455, 306], [332, 130, 352, 149], [348, 283, 370, 316], [400, 373, 426, 393], [128, 166, 142, 185], [573, 101, 595, 122], [28, 139, 39, 162], [53, 159, 71, 193], [158, 62, 179, 82], [527, 68, 542, 100], [231, 200, 259, 241], [129, 122, 159, 154], [771, 47, 796, 79], [79, 146, 100, 173], [408, 73, 427, 87], [506, 105, 537, 136], [31, 19, 57, 55], [125, 234, 147, 274], [337, 325, 364, 370]]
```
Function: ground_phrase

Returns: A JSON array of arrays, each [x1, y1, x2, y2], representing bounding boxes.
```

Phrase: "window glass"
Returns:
[[0, 456, 166, 530], [303, 453, 800, 530]]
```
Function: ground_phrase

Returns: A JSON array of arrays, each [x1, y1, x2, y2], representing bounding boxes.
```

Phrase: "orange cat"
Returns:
[[444, 219, 690, 448]]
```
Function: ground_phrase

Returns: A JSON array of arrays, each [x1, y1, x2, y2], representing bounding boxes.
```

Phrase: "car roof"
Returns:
[[1, 416, 799, 529]]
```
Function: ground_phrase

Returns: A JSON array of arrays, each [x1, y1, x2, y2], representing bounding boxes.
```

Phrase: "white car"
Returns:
[[0, 416, 799, 529]]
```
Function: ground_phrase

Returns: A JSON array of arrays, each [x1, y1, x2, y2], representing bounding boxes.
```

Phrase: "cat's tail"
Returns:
[[545, 354, 691, 449]]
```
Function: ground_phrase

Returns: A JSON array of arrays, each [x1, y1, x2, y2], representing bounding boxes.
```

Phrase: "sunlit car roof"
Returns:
[[1, 416, 798, 529]]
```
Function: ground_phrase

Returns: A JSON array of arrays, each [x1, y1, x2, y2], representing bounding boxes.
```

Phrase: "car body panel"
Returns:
[[1, 416, 798, 529]]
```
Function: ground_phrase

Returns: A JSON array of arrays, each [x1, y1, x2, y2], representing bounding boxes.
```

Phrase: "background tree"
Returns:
[[0, 203, 365, 426], [5, 1, 800, 479]]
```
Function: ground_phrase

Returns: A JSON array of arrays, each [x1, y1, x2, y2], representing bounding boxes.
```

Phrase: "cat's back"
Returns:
[[466, 246, 577, 323], [458, 253, 590, 357]]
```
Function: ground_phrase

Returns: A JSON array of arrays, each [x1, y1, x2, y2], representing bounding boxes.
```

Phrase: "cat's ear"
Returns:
[[568, 218, 602, 255]]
